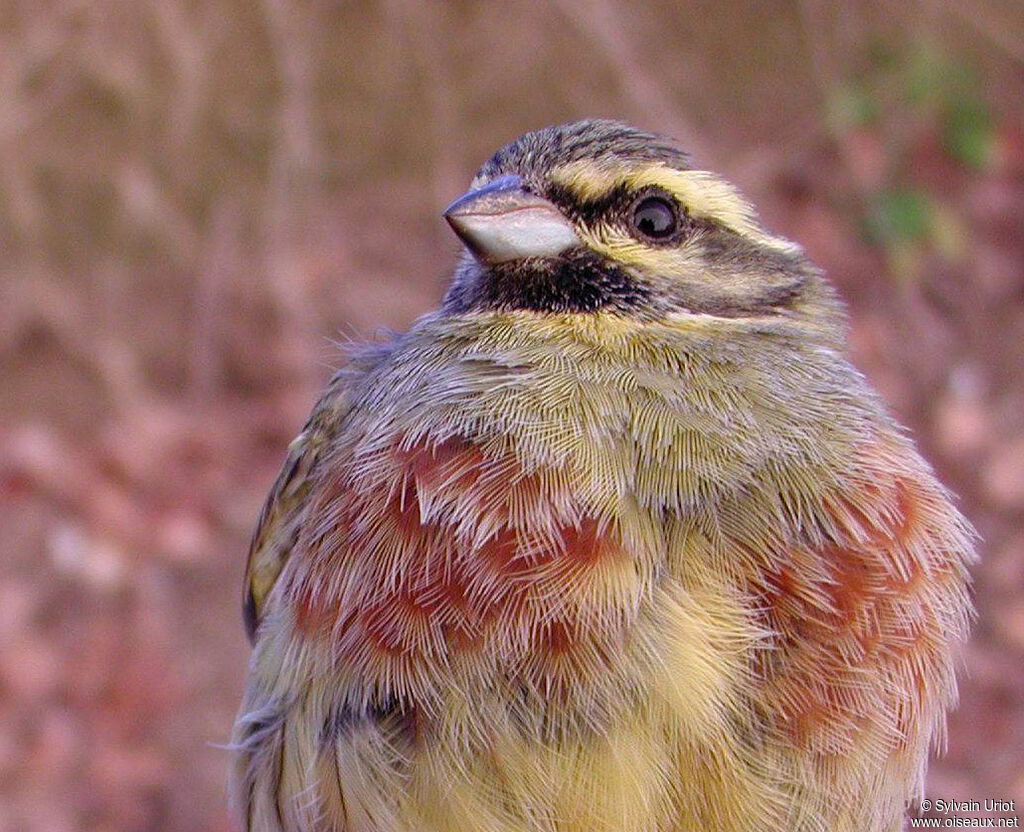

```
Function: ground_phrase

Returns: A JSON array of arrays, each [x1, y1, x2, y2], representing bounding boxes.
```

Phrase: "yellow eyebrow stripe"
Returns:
[[550, 160, 800, 254]]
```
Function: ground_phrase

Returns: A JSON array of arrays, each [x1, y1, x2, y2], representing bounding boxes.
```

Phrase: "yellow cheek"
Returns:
[[576, 224, 702, 276]]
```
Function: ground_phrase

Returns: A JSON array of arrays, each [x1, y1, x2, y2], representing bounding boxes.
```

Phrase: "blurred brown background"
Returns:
[[1, 1, 1022, 829]]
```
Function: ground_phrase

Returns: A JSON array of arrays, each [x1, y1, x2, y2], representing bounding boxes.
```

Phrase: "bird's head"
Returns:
[[443, 119, 841, 335]]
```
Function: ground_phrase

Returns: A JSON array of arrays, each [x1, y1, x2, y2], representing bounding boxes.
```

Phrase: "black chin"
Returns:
[[444, 249, 651, 315]]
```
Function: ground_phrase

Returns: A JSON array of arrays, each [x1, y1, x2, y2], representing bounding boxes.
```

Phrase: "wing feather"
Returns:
[[243, 369, 361, 643]]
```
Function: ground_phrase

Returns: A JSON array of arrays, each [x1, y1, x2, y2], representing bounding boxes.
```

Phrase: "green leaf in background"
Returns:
[[903, 42, 974, 108], [864, 189, 935, 245], [826, 82, 878, 134], [942, 98, 994, 169]]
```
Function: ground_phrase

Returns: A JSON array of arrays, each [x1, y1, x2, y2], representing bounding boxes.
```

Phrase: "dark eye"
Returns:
[[630, 194, 679, 241]]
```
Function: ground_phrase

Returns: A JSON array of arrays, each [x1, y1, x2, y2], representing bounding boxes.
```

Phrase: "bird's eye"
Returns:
[[630, 194, 679, 241]]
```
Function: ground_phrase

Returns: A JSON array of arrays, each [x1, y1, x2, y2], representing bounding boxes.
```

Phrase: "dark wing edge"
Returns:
[[242, 369, 359, 643]]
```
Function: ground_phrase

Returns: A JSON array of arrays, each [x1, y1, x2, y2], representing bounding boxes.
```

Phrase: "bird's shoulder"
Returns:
[[728, 430, 976, 824]]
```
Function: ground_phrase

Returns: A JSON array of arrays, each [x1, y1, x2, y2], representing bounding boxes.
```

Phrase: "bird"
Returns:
[[231, 119, 975, 832]]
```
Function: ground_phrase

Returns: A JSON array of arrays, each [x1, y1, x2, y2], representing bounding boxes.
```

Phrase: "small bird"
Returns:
[[232, 120, 975, 832]]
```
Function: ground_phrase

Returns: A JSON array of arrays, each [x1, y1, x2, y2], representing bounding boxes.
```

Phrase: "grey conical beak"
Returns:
[[444, 175, 580, 264]]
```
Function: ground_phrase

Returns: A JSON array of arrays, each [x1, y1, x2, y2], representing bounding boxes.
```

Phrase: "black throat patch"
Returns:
[[445, 250, 652, 315]]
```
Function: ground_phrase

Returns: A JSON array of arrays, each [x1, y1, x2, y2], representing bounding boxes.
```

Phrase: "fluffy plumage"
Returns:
[[232, 120, 975, 832]]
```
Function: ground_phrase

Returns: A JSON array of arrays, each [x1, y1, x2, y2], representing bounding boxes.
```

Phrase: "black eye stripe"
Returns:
[[546, 182, 709, 245], [545, 182, 632, 225]]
